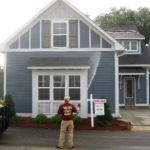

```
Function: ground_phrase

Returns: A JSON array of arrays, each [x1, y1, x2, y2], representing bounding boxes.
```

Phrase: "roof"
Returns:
[[119, 42, 150, 66], [27, 57, 90, 69], [100, 25, 145, 39]]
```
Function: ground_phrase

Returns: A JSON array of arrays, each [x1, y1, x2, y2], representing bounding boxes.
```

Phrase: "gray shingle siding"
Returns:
[[88, 52, 115, 113]]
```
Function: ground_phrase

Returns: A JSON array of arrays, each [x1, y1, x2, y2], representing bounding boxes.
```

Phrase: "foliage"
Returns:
[[4, 93, 17, 123], [73, 114, 81, 125], [35, 113, 48, 124], [95, 102, 113, 127], [0, 99, 5, 106], [95, 7, 150, 44], [51, 114, 62, 124]]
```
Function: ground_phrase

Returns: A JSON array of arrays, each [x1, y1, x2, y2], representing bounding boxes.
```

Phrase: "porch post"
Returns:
[[146, 68, 149, 108], [114, 52, 120, 117]]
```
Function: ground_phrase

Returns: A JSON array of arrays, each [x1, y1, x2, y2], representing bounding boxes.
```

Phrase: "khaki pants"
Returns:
[[58, 120, 74, 148]]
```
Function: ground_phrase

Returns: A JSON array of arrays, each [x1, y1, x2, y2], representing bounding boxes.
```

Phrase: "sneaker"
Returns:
[[56, 146, 63, 149]]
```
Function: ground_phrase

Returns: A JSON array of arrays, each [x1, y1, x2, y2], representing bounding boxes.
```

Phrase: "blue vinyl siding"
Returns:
[[88, 52, 115, 113], [31, 22, 40, 48], [136, 75, 146, 104], [6, 51, 115, 113], [20, 31, 29, 48], [80, 21, 89, 48]]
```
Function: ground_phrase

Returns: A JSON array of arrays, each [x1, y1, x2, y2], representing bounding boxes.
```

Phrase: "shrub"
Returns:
[[35, 113, 48, 124], [4, 93, 17, 123], [51, 114, 62, 124], [95, 102, 113, 127], [0, 99, 5, 107], [73, 114, 81, 125]]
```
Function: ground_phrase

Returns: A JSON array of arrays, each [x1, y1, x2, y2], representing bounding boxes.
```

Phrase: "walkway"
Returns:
[[120, 108, 150, 131]]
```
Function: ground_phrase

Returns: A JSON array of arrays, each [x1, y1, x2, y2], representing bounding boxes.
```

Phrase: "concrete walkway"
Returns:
[[120, 108, 150, 131]]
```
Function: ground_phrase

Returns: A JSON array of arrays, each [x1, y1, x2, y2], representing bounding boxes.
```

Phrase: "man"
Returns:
[[57, 96, 78, 149]]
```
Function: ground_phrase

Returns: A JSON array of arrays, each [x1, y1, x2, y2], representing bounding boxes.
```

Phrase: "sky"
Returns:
[[0, 0, 150, 66]]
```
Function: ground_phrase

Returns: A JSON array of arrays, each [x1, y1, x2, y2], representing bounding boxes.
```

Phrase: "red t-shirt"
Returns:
[[58, 101, 77, 120]]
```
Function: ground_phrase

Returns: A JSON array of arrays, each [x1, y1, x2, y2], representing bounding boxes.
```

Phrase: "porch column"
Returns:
[[114, 52, 120, 117], [146, 68, 149, 107]]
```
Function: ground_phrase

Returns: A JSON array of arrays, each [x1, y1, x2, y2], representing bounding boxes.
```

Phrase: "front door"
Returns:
[[125, 77, 135, 107]]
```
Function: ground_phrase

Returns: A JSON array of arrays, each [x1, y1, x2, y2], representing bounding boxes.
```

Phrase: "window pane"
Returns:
[[69, 76, 80, 87], [54, 76, 65, 87], [38, 76, 49, 87], [53, 35, 66, 47], [131, 41, 137, 50], [124, 41, 130, 50], [69, 89, 80, 100], [127, 80, 133, 98], [38, 89, 49, 100], [54, 89, 65, 100], [53, 23, 66, 34]]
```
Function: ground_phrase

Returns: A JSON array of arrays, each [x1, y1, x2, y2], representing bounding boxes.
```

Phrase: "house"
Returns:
[[0, 0, 124, 118], [101, 25, 150, 108]]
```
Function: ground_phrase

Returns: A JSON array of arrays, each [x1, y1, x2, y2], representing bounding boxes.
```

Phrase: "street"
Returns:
[[0, 128, 150, 150]]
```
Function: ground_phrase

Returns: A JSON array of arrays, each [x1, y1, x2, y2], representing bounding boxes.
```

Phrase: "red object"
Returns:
[[58, 101, 77, 120]]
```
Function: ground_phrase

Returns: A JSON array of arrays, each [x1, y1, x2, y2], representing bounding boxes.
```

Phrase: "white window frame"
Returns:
[[51, 20, 69, 48], [119, 40, 139, 52]]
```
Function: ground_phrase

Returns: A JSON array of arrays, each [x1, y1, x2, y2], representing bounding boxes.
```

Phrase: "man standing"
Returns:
[[57, 96, 78, 149]]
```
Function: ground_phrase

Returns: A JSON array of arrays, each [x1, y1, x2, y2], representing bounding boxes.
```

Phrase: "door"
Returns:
[[125, 77, 135, 107]]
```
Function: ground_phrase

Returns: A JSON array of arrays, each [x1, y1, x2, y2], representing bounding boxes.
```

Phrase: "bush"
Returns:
[[73, 114, 81, 125], [4, 93, 17, 123], [95, 102, 113, 127], [0, 99, 5, 107], [51, 114, 62, 124], [35, 113, 48, 124]]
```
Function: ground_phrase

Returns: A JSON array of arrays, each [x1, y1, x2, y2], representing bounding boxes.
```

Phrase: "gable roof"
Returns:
[[100, 25, 145, 39], [0, 0, 124, 51]]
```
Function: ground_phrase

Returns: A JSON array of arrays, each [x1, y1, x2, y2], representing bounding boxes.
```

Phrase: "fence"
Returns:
[[0, 105, 9, 134]]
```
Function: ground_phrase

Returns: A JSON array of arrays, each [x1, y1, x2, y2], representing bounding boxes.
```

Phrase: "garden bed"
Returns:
[[10, 117, 132, 131]]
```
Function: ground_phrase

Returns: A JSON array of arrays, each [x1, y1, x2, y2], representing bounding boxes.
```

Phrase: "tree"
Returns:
[[95, 7, 150, 44]]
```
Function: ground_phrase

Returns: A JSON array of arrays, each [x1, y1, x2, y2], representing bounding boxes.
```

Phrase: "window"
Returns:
[[38, 76, 50, 100], [53, 76, 65, 100], [118, 40, 138, 51], [69, 76, 80, 100], [53, 22, 67, 47]]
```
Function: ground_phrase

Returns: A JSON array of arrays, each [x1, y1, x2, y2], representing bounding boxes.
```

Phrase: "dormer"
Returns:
[[100, 25, 145, 54]]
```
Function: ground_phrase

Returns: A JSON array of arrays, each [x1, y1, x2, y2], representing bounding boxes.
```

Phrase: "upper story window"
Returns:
[[118, 40, 139, 52], [52, 22, 68, 48]]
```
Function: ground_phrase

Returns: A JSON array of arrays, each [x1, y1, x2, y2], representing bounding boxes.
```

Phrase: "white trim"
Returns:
[[135, 104, 149, 106], [146, 68, 149, 105], [119, 73, 145, 75], [16, 113, 32, 117], [27, 66, 90, 70], [89, 28, 91, 48], [115, 37, 145, 40], [114, 52, 120, 117], [3, 48, 113, 53], [40, 20, 42, 49], [119, 104, 125, 107], [78, 20, 80, 48], [120, 64, 150, 67], [4, 53, 7, 96]]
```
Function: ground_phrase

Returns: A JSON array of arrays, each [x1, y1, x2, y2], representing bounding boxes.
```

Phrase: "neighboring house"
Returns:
[[101, 25, 150, 108], [0, 0, 124, 118]]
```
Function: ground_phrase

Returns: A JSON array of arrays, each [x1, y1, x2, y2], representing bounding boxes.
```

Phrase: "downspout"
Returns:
[[146, 67, 150, 109], [114, 50, 125, 117]]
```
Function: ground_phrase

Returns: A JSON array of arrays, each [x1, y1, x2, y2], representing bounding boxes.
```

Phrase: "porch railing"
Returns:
[[0, 105, 9, 134]]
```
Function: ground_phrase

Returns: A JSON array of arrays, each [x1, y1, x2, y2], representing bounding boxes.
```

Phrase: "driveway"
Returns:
[[120, 108, 150, 131]]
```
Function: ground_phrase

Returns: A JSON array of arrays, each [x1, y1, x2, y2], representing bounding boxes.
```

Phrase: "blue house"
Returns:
[[101, 25, 150, 108], [0, 0, 124, 118]]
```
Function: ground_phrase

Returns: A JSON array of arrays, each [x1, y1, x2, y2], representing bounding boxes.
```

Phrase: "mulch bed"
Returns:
[[10, 117, 132, 131]]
